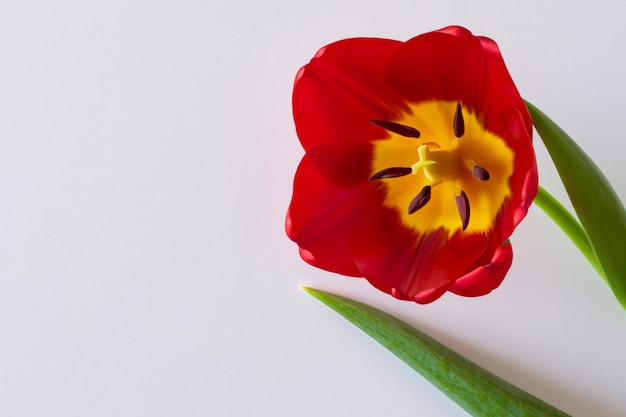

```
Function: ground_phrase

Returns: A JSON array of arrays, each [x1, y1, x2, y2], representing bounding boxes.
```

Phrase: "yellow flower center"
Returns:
[[369, 100, 514, 234]]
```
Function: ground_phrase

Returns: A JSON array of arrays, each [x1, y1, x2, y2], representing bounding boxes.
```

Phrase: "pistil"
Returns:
[[411, 145, 437, 177], [369, 101, 498, 231]]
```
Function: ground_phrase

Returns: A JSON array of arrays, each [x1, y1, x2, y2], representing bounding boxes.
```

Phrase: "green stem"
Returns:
[[534, 186, 605, 281]]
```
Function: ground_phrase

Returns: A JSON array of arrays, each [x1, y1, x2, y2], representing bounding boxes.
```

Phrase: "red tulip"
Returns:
[[286, 26, 538, 304]]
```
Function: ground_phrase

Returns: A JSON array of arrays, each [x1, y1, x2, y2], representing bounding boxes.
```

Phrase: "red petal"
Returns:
[[487, 106, 538, 239], [293, 38, 407, 152], [477, 35, 533, 133], [437, 26, 473, 37], [384, 29, 475, 103], [288, 27, 537, 304], [447, 242, 513, 297], [349, 209, 491, 304], [384, 26, 528, 129], [305, 140, 373, 188], [286, 155, 383, 276]]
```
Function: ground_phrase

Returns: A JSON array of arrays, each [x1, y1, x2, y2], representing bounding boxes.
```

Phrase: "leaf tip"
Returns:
[[301, 286, 325, 299]]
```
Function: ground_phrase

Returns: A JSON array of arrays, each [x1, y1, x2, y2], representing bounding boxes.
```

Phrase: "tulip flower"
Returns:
[[286, 26, 538, 303]]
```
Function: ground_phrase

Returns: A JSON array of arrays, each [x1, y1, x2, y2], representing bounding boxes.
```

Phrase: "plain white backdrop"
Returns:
[[1, 1, 626, 416]]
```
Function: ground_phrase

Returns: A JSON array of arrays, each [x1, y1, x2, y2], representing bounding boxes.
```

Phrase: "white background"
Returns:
[[1, 1, 625, 416]]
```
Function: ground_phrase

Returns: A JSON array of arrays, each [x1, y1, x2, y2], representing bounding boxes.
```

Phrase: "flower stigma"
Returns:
[[369, 100, 515, 234]]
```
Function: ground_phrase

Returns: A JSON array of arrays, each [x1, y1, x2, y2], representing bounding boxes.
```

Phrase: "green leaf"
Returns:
[[526, 101, 626, 308], [304, 287, 569, 417]]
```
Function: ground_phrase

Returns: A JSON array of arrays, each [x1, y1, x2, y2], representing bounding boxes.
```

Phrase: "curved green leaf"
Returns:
[[304, 287, 569, 417], [526, 101, 626, 308]]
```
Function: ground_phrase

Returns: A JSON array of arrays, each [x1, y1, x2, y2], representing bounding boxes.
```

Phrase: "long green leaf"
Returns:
[[526, 101, 626, 308], [304, 287, 569, 417]]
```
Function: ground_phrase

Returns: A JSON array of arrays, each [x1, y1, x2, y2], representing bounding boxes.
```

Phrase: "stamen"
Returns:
[[369, 167, 412, 180], [408, 185, 431, 214], [370, 120, 420, 138], [472, 165, 490, 181], [455, 190, 470, 230], [453, 102, 465, 138]]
